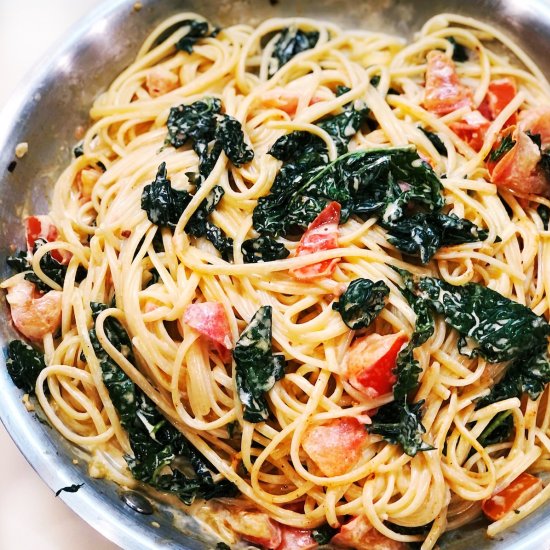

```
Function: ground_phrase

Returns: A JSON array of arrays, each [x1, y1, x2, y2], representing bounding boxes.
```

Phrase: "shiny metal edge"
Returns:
[[1, 1, 550, 549]]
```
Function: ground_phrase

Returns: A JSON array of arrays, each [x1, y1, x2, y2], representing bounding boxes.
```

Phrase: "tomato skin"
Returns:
[[331, 516, 407, 550], [302, 417, 368, 477], [488, 108, 550, 197], [423, 50, 472, 115], [183, 302, 233, 361], [232, 511, 282, 549], [277, 526, 318, 550], [25, 215, 67, 264], [450, 110, 491, 152], [479, 78, 517, 126], [482, 472, 543, 521], [290, 201, 341, 281], [346, 333, 408, 398]]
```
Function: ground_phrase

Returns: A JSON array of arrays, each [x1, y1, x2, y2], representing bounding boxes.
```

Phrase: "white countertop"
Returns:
[[0, 2, 121, 549]]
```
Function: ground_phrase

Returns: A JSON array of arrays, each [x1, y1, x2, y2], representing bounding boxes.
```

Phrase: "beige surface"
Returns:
[[0, 1, 121, 549]]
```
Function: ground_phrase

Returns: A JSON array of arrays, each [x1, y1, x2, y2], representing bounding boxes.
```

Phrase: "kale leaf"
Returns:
[[252, 99, 369, 236], [489, 134, 515, 162], [141, 163, 232, 259], [55, 484, 84, 497], [174, 20, 210, 53], [254, 144, 487, 262], [367, 269, 435, 457], [141, 162, 192, 228], [269, 26, 320, 77], [538, 204, 550, 230], [312, 524, 338, 544], [368, 400, 432, 456], [447, 37, 468, 62], [416, 277, 550, 362], [166, 98, 253, 181], [216, 114, 255, 167], [7, 238, 86, 292], [332, 278, 389, 329], [167, 98, 220, 151], [419, 127, 447, 155], [6, 340, 47, 394], [241, 236, 290, 263], [525, 131, 550, 182], [317, 99, 369, 155], [89, 302, 237, 504], [162, 97, 253, 256], [477, 410, 514, 447], [234, 305, 286, 422], [401, 275, 550, 408]]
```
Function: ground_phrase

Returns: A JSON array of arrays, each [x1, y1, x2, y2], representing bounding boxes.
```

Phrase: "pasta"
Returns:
[[3, 11, 550, 549]]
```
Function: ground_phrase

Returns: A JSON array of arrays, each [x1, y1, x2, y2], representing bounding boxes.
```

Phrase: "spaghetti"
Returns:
[[3, 11, 550, 550]]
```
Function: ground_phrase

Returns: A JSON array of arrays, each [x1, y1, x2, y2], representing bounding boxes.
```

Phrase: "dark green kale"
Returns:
[[312, 523, 338, 544], [317, 99, 369, 155], [141, 163, 191, 228], [252, 98, 369, 235], [241, 236, 290, 263], [419, 127, 447, 155], [477, 348, 550, 407], [401, 275, 550, 408], [174, 20, 210, 53], [89, 302, 237, 504], [477, 410, 514, 447], [526, 131, 550, 182], [166, 98, 253, 182], [269, 26, 320, 76], [447, 37, 468, 62], [55, 483, 84, 497], [367, 269, 435, 457], [216, 543, 231, 550], [6, 340, 47, 394], [141, 163, 232, 259], [489, 134, 515, 162], [416, 277, 550, 362], [216, 114, 255, 166], [538, 204, 550, 230], [255, 144, 487, 262], [332, 278, 389, 329], [234, 306, 286, 422], [368, 400, 433, 456], [73, 142, 84, 158], [167, 97, 220, 151], [7, 239, 85, 292], [162, 98, 253, 256], [204, 221, 234, 261], [386, 212, 488, 264]]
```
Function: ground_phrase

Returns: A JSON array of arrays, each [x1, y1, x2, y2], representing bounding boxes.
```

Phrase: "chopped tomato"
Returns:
[[232, 511, 282, 549], [302, 417, 368, 477], [479, 78, 517, 126], [482, 473, 543, 521], [183, 302, 233, 361], [25, 215, 67, 264], [332, 516, 407, 550], [277, 526, 318, 550], [519, 106, 550, 147], [423, 50, 472, 115], [262, 87, 323, 115], [487, 106, 550, 197], [290, 201, 341, 281], [450, 110, 491, 152], [146, 66, 179, 97], [346, 333, 408, 398]]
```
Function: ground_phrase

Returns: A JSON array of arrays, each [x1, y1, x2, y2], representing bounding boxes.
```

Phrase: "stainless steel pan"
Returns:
[[1, 1, 550, 548]]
